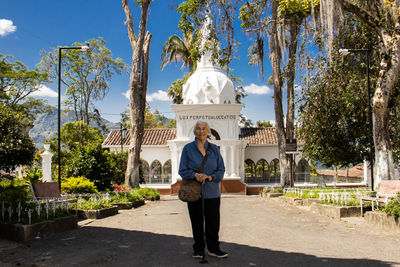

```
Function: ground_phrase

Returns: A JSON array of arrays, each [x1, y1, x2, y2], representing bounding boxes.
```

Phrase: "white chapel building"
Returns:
[[102, 12, 314, 194]]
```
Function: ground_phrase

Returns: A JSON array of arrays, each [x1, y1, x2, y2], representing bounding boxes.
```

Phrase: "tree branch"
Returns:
[[342, 0, 391, 47]]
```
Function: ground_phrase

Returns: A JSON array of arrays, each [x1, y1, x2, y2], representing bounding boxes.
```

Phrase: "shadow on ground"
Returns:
[[0, 226, 394, 267]]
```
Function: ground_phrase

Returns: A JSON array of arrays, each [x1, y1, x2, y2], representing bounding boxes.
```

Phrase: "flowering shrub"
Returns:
[[113, 184, 131, 192], [61, 176, 98, 194]]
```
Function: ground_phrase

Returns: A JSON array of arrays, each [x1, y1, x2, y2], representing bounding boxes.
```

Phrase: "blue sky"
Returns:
[[1, 0, 278, 124]]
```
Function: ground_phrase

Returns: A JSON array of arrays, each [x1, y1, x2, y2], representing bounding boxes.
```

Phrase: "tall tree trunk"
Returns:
[[269, 0, 290, 186], [122, 0, 152, 187], [342, 0, 399, 187], [286, 18, 300, 140], [372, 39, 400, 186], [285, 18, 301, 186]]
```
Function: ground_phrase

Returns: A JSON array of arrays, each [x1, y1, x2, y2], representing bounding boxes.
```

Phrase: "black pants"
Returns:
[[187, 197, 220, 253]]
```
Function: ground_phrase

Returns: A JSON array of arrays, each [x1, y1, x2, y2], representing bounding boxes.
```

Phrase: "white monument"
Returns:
[[169, 11, 248, 193], [41, 144, 53, 182]]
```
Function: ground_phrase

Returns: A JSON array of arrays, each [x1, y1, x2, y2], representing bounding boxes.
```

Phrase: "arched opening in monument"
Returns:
[[210, 129, 221, 140]]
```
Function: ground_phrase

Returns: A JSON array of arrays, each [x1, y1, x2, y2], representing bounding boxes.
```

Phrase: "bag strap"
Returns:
[[198, 142, 211, 173]]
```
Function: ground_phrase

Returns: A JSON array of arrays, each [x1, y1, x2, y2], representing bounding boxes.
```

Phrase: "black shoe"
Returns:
[[192, 251, 203, 259], [208, 250, 228, 258]]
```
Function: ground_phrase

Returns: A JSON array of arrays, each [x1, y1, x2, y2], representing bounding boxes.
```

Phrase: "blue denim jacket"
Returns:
[[178, 139, 225, 199]]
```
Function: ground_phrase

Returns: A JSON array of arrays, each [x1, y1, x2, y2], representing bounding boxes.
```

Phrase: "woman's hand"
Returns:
[[194, 173, 211, 184]]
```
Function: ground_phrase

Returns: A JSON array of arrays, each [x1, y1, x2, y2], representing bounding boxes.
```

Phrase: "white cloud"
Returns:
[[0, 19, 17, 36], [123, 89, 170, 102], [147, 90, 170, 102], [123, 90, 129, 99], [243, 83, 272, 95], [30, 85, 58, 98]]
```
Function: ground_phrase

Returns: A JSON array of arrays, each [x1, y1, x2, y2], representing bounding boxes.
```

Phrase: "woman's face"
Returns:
[[195, 123, 210, 141]]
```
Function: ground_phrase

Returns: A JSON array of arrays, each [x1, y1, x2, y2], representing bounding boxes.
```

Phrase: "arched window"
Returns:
[[296, 159, 310, 183], [256, 159, 269, 178], [270, 159, 280, 182], [163, 160, 172, 183], [150, 160, 162, 183], [245, 159, 256, 178], [140, 160, 149, 184]]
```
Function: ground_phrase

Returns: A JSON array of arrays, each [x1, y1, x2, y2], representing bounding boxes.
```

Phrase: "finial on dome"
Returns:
[[200, 9, 212, 49]]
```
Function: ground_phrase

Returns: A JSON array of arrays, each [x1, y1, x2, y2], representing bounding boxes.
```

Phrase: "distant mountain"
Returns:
[[29, 107, 119, 149]]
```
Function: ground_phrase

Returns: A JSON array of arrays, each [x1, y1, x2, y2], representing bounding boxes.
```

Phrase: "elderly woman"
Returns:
[[179, 120, 228, 259]]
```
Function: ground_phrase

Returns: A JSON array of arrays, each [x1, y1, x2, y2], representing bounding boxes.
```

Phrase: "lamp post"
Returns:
[[57, 45, 89, 190], [339, 48, 374, 191]]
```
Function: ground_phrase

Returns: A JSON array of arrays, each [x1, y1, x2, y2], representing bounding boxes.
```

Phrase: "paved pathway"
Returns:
[[1, 195, 400, 266]]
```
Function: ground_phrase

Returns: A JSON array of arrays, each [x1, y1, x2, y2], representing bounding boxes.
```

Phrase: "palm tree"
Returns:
[[161, 32, 195, 73]]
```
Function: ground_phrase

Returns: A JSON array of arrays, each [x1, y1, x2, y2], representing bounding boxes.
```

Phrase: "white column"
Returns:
[[41, 144, 53, 182], [221, 145, 229, 177], [230, 145, 237, 177]]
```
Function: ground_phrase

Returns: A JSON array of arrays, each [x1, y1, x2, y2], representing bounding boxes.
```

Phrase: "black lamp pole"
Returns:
[[339, 48, 374, 191], [57, 45, 89, 190]]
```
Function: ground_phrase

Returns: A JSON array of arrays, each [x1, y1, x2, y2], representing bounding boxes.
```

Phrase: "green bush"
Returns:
[[64, 143, 113, 191], [110, 190, 144, 203], [0, 179, 31, 205], [61, 176, 98, 194], [137, 187, 160, 200], [128, 190, 145, 202], [108, 152, 128, 185], [383, 195, 400, 217], [262, 187, 283, 194], [72, 199, 112, 210], [23, 167, 43, 184]]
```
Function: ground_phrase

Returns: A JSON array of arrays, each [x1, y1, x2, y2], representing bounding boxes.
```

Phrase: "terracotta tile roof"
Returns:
[[102, 129, 176, 146], [103, 127, 278, 146], [317, 165, 364, 178], [239, 127, 278, 145]]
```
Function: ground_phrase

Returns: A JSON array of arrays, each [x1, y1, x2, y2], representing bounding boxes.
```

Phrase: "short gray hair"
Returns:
[[193, 120, 211, 135]]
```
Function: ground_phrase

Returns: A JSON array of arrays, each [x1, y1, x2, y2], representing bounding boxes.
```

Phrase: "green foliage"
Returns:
[[110, 190, 144, 203], [278, 0, 319, 18], [121, 104, 176, 129], [177, 0, 239, 71], [49, 121, 104, 152], [256, 120, 273, 128], [0, 54, 49, 124], [298, 14, 380, 168], [74, 199, 112, 210], [168, 74, 190, 104], [64, 143, 113, 191], [0, 104, 36, 172], [383, 194, 400, 218], [108, 152, 128, 185], [0, 179, 31, 205], [137, 187, 160, 200], [47, 121, 115, 190], [39, 38, 127, 125], [284, 188, 370, 206], [23, 167, 43, 184], [161, 32, 196, 72], [61, 176, 98, 194]]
